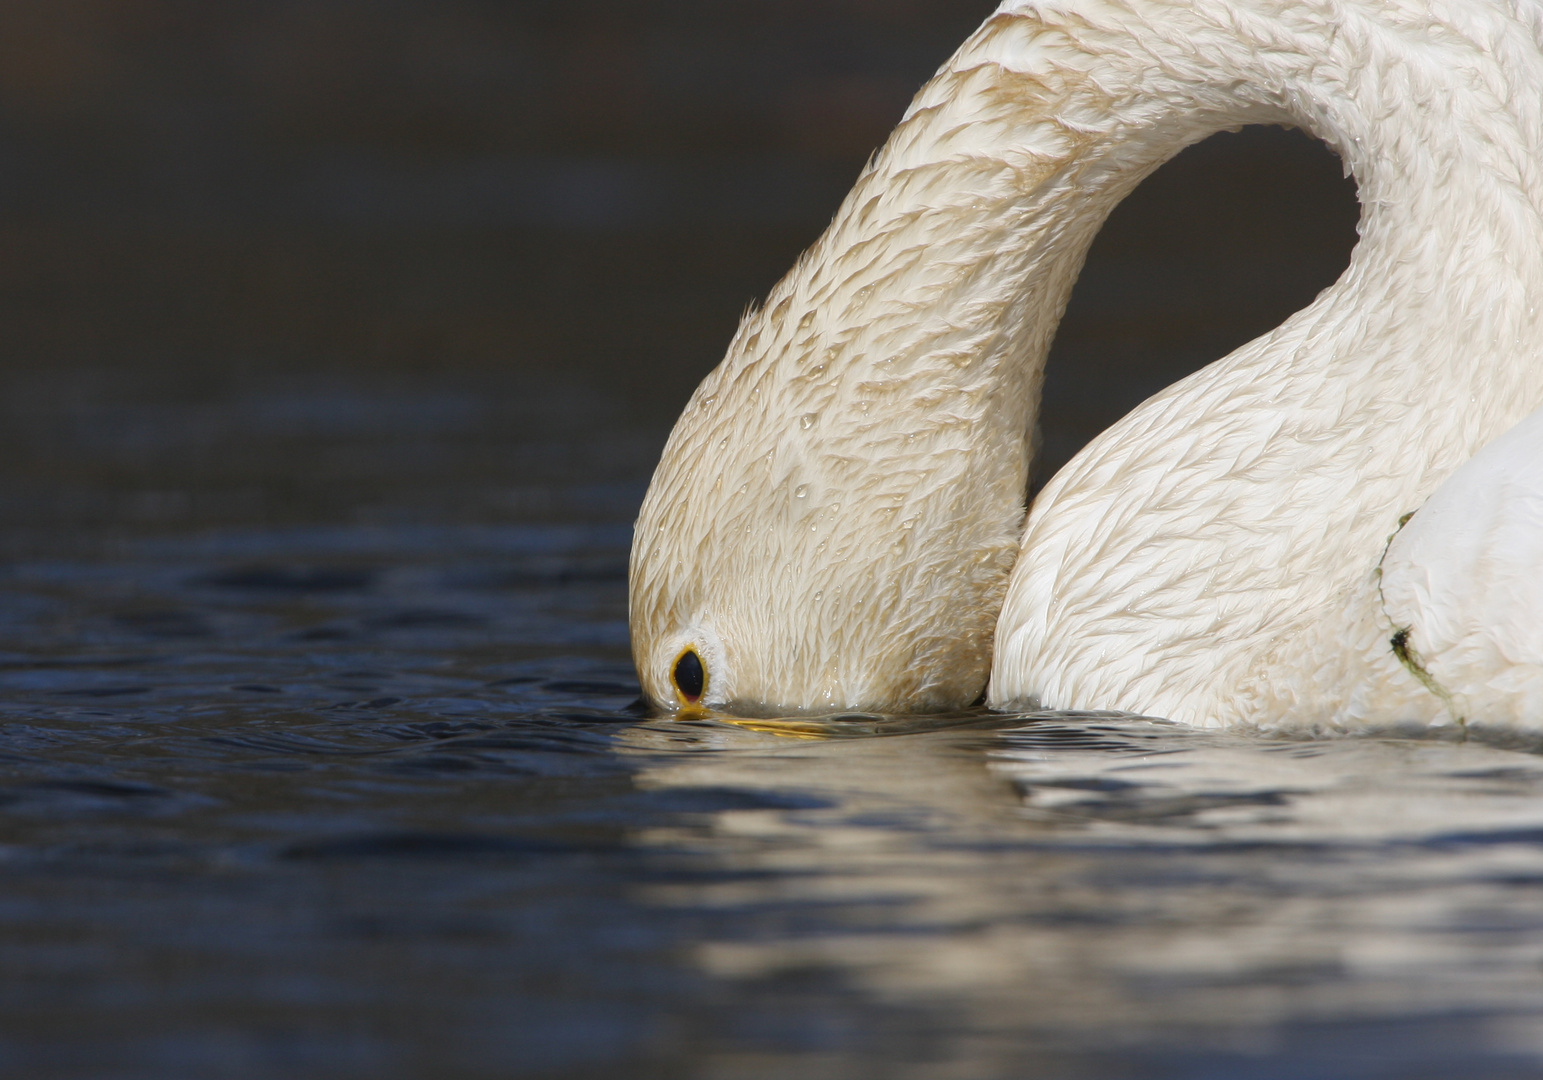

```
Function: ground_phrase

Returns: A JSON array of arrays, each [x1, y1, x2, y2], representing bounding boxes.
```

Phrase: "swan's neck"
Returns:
[[801, 0, 1543, 446], [631, 0, 1543, 714]]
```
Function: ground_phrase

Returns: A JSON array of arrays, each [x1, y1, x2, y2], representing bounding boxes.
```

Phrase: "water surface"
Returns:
[[0, 5, 1434, 1075], [3, 379, 1543, 1079]]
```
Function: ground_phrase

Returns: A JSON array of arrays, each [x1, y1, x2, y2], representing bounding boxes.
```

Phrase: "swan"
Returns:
[[628, 0, 1543, 731]]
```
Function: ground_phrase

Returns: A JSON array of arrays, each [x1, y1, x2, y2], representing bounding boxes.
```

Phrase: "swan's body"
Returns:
[[629, 0, 1543, 730], [1381, 407, 1543, 725]]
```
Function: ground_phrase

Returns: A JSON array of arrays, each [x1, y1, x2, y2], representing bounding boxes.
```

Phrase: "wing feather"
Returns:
[[1382, 405, 1543, 722]]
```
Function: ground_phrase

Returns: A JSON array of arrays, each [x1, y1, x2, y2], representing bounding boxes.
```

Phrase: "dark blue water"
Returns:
[[3, 375, 1543, 1080], [0, 2, 1460, 1074]]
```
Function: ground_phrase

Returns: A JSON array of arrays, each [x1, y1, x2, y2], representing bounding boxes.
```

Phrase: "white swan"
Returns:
[[629, 0, 1543, 731]]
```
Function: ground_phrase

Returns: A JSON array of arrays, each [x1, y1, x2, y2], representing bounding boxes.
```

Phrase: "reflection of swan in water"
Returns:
[[614, 714, 1543, 1060], [629, 0, 1543, 730]]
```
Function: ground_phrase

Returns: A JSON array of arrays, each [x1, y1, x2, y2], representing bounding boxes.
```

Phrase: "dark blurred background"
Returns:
[[0, 0, 1360, 544]]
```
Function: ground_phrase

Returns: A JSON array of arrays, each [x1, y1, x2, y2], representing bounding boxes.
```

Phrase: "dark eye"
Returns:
[[672, 649, 705, 702]]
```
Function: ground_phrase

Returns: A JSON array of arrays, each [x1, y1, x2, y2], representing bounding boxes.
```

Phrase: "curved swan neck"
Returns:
[[808, 0, 1543, 381], [630, 0, 1543, 715]]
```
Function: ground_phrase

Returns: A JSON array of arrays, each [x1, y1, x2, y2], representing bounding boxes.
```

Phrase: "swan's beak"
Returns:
[[716, 718, 832, 741], [664, 703, 834, 741]]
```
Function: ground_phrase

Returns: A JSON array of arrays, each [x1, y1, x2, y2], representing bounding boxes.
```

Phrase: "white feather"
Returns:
[[1380, 406, 1543, 731], [629, 0, 1543, 729]]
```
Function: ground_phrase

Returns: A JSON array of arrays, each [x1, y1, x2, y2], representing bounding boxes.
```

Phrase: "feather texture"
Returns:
[[629, 0, 1543, 728], [1380, 406, 1543, 733]]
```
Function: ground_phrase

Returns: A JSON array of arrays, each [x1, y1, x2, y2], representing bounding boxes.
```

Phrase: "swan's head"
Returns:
[[628, 266, 1034, 716]]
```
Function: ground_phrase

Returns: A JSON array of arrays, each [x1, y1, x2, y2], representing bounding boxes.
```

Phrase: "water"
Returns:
[[0, 4, 1462, 1075], [0, 378, 1540, 1079]]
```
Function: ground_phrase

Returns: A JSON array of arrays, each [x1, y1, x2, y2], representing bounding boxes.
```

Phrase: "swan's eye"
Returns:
[[672, 648, 705, 703]]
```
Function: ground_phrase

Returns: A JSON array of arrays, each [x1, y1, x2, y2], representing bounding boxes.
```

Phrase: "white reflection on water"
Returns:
[[619, 714, 1543, 1075]]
